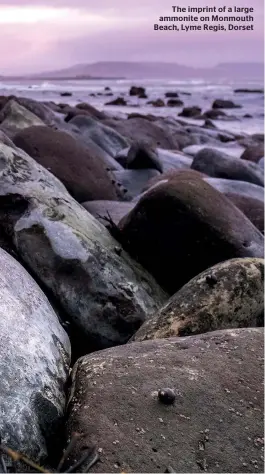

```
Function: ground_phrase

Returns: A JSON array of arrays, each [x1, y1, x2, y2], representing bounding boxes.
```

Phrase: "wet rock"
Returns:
[[156, 149, 192, 172], [116, 141, 163, 173], [212, 99, 242, 109], [178, 106, 202, 118], [13, 126, 121, 202], [234, 88, 264, 94], [165, 91, 179, 98], [105, 97, 127, 106], [147, 99, 165, 107], [204, 119, 217, 129], [66, 328, 264, 473], [82, 200, 135, 227], [60, 92, 72, 97], [258, 157, 264, 169], [129, 86, 146, 97], [203, 109, 227, 119], [240, 143, 264, 163], [118, 176, 264, 294], [225, 193, 264, 233], [133, 258, 264, 341], [16, 97, 58, 125], [191, 147, 264, 187], [142, 169, 206, 192], [167, 99, 184, 107], [0, 99, 45, 137], [0, 142, 166, 353], [183, 144, 244, 159], [0, 246, 70, 464]]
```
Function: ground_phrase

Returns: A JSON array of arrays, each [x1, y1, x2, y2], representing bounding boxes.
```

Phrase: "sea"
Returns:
[[0, 77, 264, 135]]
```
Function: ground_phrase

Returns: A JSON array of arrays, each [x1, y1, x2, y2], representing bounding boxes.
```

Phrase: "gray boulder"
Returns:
[[113, 169, 160, 199], [204, 177, 264, 203], [0, 99, 44, 137], [192, 148, 264, 186], [0, 142, 166, 353], [65, 328, 264, 473], [133, 258, 264, 341], [0, 246, 70, 464]]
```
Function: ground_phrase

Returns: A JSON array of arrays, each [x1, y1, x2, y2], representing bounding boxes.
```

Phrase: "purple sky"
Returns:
[[0, 0, 263, 74]]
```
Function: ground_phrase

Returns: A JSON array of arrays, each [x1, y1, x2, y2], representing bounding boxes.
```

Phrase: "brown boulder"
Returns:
[[13, 126, 120, 202], [66, 328, 264, 473], [118, 176, 264, 294], [225, 193, 264, 233], [241, 143, 264, 163]]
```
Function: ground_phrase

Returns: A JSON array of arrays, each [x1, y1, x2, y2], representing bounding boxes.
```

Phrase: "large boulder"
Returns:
[[133, 258, 264, 341], [65, 328, 264, 473], [118, 177, 264, 294], [0, 99, 45, 136], [183, 144, 244, 158], [13, 126, 121, 202], [212, 99, 242, 109], [240, 143, 264, 163], [178, 106, 202, 118], [103, 117, 180, 150], [69, 115, 129, 158], [0, 142, 166, 355], [16, 97, 60, 125], [129, 86, 146, 96], [191, 148, 264, 187], [141, 169, 206, 192], [0, 246, 70, 464]]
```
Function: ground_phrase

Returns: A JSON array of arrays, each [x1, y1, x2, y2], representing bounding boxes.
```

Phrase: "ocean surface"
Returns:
[[0, 77, 264, 134]]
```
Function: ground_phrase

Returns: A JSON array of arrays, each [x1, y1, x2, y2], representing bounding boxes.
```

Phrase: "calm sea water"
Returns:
[[0, 77, 264, 134]]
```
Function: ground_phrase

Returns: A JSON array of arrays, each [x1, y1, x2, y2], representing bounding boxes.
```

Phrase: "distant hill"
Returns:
[[1, 61, 264, 80]]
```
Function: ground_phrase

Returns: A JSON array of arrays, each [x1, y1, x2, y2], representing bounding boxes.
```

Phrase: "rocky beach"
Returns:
[[0, 83, 264, 473]]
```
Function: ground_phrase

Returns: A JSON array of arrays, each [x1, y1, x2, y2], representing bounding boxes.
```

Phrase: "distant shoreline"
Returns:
[[0, 76, 126, 81]]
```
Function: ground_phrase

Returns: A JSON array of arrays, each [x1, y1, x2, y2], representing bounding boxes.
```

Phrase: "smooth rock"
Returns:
[[66, 328, 264, 473], [118, 177, 264, 294], [192, 148, 264, 187], [212, 99, 242, 109], [165, 91, 179, 98], [129, 86, 146, 96], [75, 102, 107, 120], [0, 99, 45, 136], [225, 193, 264, 233], [258, 157, 264, 169], [0, 247, 70, 464], [167, 99, 184, 107], [13, 126, 121, 202], [204, 177, 264, 203], [178, 106, 202, 118], [133, 258, 264, 341], [147, 99, 165, 107], [183, 144, 244, 158], [116, 141, 162, 172], [0, 142, 166, 353], [241, 143, 264, 163], [113, 169, 160, 199], [105, 97, 127, 106]]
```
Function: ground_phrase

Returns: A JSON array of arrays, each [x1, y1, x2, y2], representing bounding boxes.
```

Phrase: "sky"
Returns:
[[0, 0, 263, 74]]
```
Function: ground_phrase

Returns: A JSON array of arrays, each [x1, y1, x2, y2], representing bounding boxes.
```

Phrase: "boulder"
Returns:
[[82, 200, 135, 227], [113, 169, 160, 199], [133, 258, 264, 341], [68, 115, 129, 158], [225, 193, 264, 233], [178, 106, 202, 118], [116, 141, 163, 172], [0, 246, 70, 464], [0, 142, 166, 354], [65, 328, 264, 473], [183, 144, 244, 158], [234, 88, 264, 93], [203, 109, 227, 119], [241, 143, 264, 163], [258, 157, 264, 169], [165, 91, 179, 98], [204, 177, 264, 203], [0, 99, 45, 136], [129, 86, 146, 96], [191, 148, 264, 187], [103, 117, 180, 150], [118, 177, 264, 294], [13, 126, 121, 202], [154, 149, 193, 172], [60, 92, 72, 97], [167, 99, 184, 107], [212, 99, 241, 109], [147, 99, 165, 107], [75, 102, 107, 120], [142, 169, 206, 192], [16, 97, 59, 125], [105, 97, 127, 106]]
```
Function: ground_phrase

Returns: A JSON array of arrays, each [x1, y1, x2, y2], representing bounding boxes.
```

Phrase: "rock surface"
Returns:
[[82, 200, 135, 227], [66, 328, 264, 473], [133, 258, 264, 341], [0, 99, 45, 136], [13, 126, 121, 202], [204, 177, 265, 203], [0, 142, 166, 354], [191, 147, 264, 187], [118, 177, 264, 294], [0, 246, 70, 464]]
